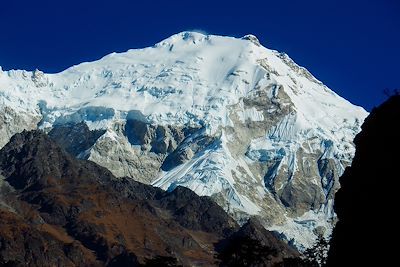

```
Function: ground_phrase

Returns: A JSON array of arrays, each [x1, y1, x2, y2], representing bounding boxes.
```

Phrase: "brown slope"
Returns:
[[0, 130, 301, 266]]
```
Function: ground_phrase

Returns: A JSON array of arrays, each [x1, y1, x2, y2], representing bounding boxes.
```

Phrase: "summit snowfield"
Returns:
[[0, 32, 368, 249]]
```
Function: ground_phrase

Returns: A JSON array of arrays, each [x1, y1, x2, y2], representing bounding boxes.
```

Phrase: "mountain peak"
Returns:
[[155, 31, 210, 47], [0, 31, 368, 249], [156, 32, 265, 48], [241, 34, 261, 46]]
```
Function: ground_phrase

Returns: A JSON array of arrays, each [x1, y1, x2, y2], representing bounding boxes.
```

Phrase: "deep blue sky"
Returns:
[[0, 0, 399, 111]]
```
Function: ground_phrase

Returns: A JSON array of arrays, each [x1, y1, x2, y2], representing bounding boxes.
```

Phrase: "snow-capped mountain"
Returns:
[[0, 32, 368, 249]]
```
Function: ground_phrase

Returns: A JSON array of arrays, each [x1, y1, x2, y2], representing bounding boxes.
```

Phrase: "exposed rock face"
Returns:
[[327, 95, 400, 266], [0, 32, 368, 248], [0, 130, 300, 266], [86, 120, 201, 184], [0, 106, 41, 148], [48, 122, 106, 157]]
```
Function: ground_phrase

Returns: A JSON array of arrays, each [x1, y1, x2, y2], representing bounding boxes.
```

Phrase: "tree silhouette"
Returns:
[[217, 236, 278, 266], [144, 255, 182, 267], [303, 235, 329, 266], [383, 88, 399, 97]]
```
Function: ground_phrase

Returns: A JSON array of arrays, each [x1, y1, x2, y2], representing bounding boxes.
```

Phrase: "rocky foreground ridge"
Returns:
[[0, 130, 302, 266], [327, 95, 400, 266]]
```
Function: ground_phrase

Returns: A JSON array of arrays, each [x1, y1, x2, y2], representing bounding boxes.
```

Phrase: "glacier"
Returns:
[[0, 31, 368, 249]]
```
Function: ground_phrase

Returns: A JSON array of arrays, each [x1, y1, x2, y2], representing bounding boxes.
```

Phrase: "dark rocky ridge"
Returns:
[[0, 130, 301, 266], [327, 95, 400, 266], [48, 122, 106, 158], [216, 218, 301, 266]]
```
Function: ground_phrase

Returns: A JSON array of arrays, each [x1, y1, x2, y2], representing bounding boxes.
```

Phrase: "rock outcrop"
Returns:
[[327, 95, 400, 266]]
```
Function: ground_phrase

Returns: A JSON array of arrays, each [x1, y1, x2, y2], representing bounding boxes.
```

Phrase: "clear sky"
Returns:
[[0, 0, 398, 111]]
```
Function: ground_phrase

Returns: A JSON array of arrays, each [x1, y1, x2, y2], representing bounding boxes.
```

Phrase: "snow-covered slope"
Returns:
[[0, 32, 368, 249]]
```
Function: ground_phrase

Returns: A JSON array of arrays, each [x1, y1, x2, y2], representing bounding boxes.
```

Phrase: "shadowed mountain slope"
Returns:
[[327, 95, 400, 266]]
